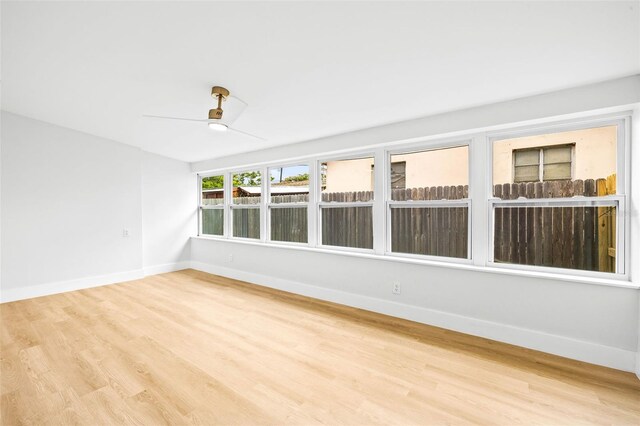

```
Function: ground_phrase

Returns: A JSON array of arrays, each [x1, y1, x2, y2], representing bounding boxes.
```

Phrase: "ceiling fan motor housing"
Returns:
[[211, 86, 230, 98], [209, 108, 224, 119]]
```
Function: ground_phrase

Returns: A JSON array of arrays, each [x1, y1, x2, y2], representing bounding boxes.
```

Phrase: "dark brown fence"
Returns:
[[321, 191, 374, 249], [492, 177, 616, 272], [203, 178, 616, 272], [390, 186, 469, 258]]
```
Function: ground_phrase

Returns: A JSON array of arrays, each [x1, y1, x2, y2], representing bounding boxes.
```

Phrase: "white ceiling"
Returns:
[[3, 1, 639, 163]]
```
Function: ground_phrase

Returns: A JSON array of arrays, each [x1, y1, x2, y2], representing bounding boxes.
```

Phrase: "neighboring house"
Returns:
[[236, 186, 309, 197], [324, 126, 617, 193], [324, 146, 469, 192], [202, 188, 224, 199], [492, 125, 617, 185], [204, 185, 309, 199]]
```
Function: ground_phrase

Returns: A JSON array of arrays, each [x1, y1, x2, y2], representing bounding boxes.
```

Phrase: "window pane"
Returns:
[[321, 157, 374, 201], [514, 150, 540, 166], [391, 207, 468, 259], [543, 146, 571, 163], [390, 162, 406, 189], [514, 165, 540, 183], [232, 208, 260, 239], [321, 206, 373, 249], [270, 207, 308, 243], [202, 209, 224, 236], [390, 146, 468, 201], [232, 170, 262, 205], [543, 163, 571, 181], [493, 125, 617, 198], [202, 175, 224, 206], [493, 205, 617, 273], [270, 165, 309, 203]]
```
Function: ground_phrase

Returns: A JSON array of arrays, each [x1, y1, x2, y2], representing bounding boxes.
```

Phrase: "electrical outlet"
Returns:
[[228, 254, 233, 262], [122, 228, 130, 237], [392, 282, 401, 295]]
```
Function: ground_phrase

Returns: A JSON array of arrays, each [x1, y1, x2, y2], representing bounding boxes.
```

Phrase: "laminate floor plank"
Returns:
[[1, 269, 639, 425]]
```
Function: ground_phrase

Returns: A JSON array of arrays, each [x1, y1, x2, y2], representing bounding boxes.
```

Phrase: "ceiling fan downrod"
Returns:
[[209, 86, 229, 120]]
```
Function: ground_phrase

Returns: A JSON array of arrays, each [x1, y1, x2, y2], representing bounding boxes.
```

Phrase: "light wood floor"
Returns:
[[1, 270, 639, 425]]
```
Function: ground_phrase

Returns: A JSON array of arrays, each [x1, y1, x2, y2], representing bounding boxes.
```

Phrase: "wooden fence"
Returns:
[[202, 177, 616, 272], [492, 176, 616, 272], [389, 186, 469, 258]]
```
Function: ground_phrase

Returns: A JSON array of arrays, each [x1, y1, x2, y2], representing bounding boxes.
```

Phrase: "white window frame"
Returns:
[[487, 115, 629, 279], [198, 174, 226, 237], [194, 109, 633, 286], [229, 168, 264, 241], [385, 141, 472, 264], [267, 162, 311, 246], [317, 153, 376, 253]]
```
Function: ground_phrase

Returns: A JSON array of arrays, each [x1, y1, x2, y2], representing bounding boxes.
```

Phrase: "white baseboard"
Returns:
[[0, 269, 145, 303], [190, 261, 637, 373], [143, 261, 191, 276], [1, 262, 190, 303]]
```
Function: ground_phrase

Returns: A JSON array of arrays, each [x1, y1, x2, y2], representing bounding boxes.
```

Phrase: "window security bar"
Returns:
[[489, 196, 623, 208], [388, 199, 470, 208], [267, 203, 309, 208], [318, 201, 374, 208]]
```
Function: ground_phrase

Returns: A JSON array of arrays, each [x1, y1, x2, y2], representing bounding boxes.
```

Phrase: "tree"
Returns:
[[233, 171, 262, 186], [283, 173, 309, 183], [202, 175, 223, 189], [202, 171, 271, 190]]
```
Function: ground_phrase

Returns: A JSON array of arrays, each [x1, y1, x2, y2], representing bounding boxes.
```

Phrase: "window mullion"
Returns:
[[224, 171, 231, 238], [260, 167, 267, 242], [470, 134, 487, 266], [308, 160, 318, 247], [373, 148, 386, 255]]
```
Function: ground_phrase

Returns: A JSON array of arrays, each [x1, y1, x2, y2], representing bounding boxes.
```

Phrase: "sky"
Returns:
[[270, 165, 309, 182]]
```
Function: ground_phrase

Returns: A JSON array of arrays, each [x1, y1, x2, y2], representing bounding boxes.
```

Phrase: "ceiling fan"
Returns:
[[143, 86, 264, 140]]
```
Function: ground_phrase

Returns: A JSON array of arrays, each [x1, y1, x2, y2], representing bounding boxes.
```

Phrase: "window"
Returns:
[[320, 157, 374, 249], [491, 124, 623, 274], [200, 175, 224, 236], [197, 113, 629, 283], [231, 170, 262, 239], [268, 165, 309, 244], [388, 145, 470, 259], [513, 144, 573, 183]]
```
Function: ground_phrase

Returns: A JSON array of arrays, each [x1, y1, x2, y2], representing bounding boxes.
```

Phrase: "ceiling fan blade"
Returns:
[[229, 127, 266, 141], [142, 114, 209, 123], [221, 95, 248, 126], [143, 113, 263, 140], [228, 95, 248, 108]]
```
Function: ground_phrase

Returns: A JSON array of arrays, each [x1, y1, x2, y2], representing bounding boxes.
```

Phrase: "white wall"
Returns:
[[142, 151, 196, 274], [0, 112, 196, 301], [191, 240, 638, 371], [190, 76, 640, 373], [1, 112, 143, 292]]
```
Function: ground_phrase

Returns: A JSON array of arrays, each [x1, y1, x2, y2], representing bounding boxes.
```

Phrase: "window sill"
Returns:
[[191, 236, 639, 290]]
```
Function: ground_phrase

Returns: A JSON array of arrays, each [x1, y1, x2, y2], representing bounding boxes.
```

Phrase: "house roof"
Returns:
[[269, 186, 309, 194], [238, 186, 309, 195], [272, 180, 310, 187]]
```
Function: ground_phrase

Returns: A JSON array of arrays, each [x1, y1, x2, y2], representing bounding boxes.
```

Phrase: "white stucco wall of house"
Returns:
[[492, 125, 617, 185], [324, 127, 616, 192]]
